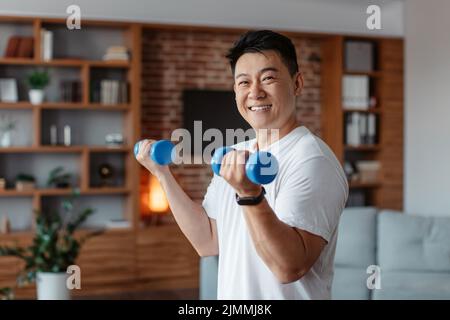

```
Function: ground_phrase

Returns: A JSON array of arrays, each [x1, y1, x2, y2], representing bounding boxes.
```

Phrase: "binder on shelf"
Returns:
[[367, 114, 377, 144], [345, 112, 378, 146], [342, 75, 369, 110]]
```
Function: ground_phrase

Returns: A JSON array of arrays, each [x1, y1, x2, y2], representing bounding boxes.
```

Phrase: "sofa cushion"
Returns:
[[378, 211, 450, 272], [332, 267, 371, 300], [334, 207, 377, 268], [372, 271, 450, 300], [199, 256, 218, 300]]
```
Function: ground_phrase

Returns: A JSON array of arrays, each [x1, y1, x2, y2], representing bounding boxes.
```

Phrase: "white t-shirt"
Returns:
[[202, 126, 349, 300]]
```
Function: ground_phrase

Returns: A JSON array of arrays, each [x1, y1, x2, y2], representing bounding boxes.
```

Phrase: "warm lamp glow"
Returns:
[[148, 175, 169, 213]]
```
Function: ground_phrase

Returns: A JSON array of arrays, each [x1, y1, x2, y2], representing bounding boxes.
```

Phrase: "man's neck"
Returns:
[[255, 118, 299, 150]]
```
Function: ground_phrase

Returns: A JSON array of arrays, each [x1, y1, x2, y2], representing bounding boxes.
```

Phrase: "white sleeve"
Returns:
[[202, 175, 220, 220], [274, 157, 348, 243]]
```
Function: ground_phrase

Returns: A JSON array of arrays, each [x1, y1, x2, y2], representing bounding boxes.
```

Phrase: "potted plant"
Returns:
[[15, 173, 36, 191], [27, 70, 49, 105], [47, 166, 72, 189], [0, 190, 102, 300], [0, 114, 16, 147]]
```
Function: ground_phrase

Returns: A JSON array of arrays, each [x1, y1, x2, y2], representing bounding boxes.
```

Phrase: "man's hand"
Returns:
[[135, 139, 170, 180], [219, 150, 262, 197]]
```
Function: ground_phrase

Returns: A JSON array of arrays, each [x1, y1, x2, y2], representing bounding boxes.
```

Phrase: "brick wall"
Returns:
[[140, 29, 322, 205]]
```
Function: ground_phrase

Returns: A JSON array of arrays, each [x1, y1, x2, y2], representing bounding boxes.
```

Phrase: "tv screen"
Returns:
[[182, 89, 254, 157]]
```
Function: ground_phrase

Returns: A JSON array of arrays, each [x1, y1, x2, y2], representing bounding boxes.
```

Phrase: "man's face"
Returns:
[[233, 50, 302, 131]]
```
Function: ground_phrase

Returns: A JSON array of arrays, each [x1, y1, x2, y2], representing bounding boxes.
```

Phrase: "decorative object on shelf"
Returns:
[[15, 173, 36, 191], [50, 124, 58, 145], [27, 70, 50, 105], [105, 133, 123, 146], [0, 114, 16, 147], [0, 190, 102, 300], [0, 78, 18, 102], [0, 177, 6, 190], [47, 166, 72, 189], [344, 40, 374, 72], [63, 125, 71, 146], [98, 163, 115, 187], [343, 161, 356, 181], [0, 215, 11, 234]]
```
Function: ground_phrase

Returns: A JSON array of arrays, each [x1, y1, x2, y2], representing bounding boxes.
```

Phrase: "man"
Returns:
[[136, 30, 348, 299]]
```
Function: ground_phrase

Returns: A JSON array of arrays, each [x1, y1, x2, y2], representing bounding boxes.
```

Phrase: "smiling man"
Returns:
[[136, 30, 348, 300]]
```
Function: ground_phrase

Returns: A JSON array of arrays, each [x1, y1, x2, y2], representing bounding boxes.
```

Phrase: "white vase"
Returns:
[[29, 89, 45, 105], [36, 272, 71, 300], [0, 131, 11, 147]]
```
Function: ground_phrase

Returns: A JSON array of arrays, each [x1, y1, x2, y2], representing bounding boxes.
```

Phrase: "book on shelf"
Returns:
[[40, 29, 54, 61], [60, 80, 82, 102], [92, 80, 128, 104], [105, 218, 131, 229], [4, 36, 34, 58], [102, 46, 129, 61], [342, 75, 370, 110], [345, 112, 377, 146]]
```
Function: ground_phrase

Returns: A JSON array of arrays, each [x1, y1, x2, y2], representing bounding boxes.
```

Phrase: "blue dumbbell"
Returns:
[[211, 147, 279, 185], [134, 140, 175, 165]]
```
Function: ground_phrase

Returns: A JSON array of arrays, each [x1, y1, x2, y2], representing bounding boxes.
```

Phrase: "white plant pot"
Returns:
[[0, 131, 11, 147], [36, 272, 71, 300], [29, 89, 45, 105]]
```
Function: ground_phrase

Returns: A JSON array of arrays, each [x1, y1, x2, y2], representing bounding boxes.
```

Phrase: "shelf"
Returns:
[[0, 187, 130, 197], [343, 108, 381, 114], [0, 58, 130, 68], [344, 70, 382, 78], [0, 102, 130, 110], [0, 189, 35, 196], [344, 145, 380, 151], [349, 181, 382, 189], [0, 145, 131, 153]]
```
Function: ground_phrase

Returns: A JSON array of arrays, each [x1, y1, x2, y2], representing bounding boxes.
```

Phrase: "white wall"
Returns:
[[404, 0, 450, 216], [0, 0, 403, 36]]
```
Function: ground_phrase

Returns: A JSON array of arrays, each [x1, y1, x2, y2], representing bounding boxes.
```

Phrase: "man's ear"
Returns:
[[294, 72, 304, 96]]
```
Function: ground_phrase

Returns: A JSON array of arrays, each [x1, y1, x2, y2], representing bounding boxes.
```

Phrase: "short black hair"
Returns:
[[226, 30, 299, 77]]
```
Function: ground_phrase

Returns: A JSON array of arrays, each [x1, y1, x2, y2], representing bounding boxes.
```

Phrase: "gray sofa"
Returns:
[[200, 207, 450, 299]]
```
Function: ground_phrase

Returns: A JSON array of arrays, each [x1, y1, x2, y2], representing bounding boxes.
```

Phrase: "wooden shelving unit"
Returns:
[[321, 35, 404, 210], [0, 16, 143, 298]]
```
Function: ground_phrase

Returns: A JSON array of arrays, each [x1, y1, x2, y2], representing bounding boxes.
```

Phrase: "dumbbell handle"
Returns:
[[211, 147, 278, 185], [134, 140, 175, 166]]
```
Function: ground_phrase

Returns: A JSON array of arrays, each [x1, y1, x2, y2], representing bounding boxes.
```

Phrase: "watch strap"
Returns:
[[235, 187, 266, 206]]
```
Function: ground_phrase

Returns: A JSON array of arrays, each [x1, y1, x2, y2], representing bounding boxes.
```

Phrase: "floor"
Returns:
[[75, 288, 199, 300]]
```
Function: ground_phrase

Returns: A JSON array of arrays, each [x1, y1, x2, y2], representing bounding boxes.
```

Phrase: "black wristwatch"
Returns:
[[235, 187, 266, 206]]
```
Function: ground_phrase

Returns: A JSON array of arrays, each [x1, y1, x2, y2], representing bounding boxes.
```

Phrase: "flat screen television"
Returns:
[[182, 89, 254, 157]]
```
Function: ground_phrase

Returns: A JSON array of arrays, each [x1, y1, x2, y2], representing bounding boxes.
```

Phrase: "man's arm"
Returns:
[[241, 194, 326, 284], [220, 150, 326, 283], [158, 171, 219, 257], [136, 139, 218, 257]]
